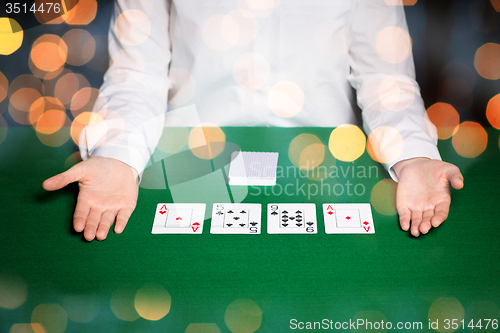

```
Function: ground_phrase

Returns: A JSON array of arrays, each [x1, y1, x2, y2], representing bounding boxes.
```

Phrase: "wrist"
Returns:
[[392, 157, 429, 179]]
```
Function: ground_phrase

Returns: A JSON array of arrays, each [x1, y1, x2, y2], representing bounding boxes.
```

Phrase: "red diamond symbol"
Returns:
[[176, 216, 182, 220], [328, 211, 333, 215], [346, 216, 351, 220]]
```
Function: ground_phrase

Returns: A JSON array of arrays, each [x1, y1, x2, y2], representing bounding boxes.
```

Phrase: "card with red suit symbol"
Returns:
[[152, 204, 206, 234], [323, 204, 375, 234]]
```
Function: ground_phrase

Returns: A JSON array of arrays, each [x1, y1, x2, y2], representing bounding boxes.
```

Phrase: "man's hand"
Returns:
[[393, 158, 463, 237], [43, 156, 139, 241]]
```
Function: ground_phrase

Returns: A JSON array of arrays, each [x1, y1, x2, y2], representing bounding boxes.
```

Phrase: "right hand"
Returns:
[[43, 156, 139, 241]]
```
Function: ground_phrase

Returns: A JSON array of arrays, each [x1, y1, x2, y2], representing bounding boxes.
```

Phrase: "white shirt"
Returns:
[[80, 0, 441, 181]]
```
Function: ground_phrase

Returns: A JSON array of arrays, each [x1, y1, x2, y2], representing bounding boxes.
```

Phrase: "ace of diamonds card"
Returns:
[[152, 203, 206, 234], [323, 203, 375, 234]]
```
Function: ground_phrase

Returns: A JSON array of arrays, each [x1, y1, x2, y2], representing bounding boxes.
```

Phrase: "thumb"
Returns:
[[447, 166, 464, 190], [42, 162, 85, 191]]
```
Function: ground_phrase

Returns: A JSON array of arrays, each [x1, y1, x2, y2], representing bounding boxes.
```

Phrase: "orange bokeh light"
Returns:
[[70, 111, 103, 145], [36, 109, 67, 135], [29, 96, 65, 125], [474, 43, 500, 80], [452, 121, 488, 158], [491, 0, 500, 12], [30, 34, 68, 72], [0, 71, 7, 103], [34, 0, 66, 25], [54, 72, 90, 106], [486, 94, 500, 129], [70, 87, 100, 117], [64, 0, 97, 25], [62, 29, 96, 66], [366, 126, 403, 164], [425, 102, 460, 140]]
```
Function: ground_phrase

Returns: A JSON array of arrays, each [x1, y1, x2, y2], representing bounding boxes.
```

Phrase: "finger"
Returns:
[[43, 163, 85, 191], [410, 210, 423, 237], [73, 199, 90, 233], [398, 207, 411, 231], [83, 209, 102, 241], [431, 201, 450, 228], [115, 207, 134, 234], [447, 166, 464, 190], [96, 210, 118, 241], [419, 209, 434, 234]]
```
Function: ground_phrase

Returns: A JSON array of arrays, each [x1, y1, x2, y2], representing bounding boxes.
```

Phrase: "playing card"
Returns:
[[267, 203, 317, 234], [228, 151, 279, 186], [152, 203, 206, 234], [323, 203, 375, 234], [210, 203, 262, 234]]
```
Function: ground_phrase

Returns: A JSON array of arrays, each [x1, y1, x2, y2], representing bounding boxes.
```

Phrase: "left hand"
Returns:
[[393, 158, 464, 237]]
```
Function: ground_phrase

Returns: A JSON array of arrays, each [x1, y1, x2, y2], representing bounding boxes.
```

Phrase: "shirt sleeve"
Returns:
[[347, 0, 442, 182], [79, 0, 172, 180]]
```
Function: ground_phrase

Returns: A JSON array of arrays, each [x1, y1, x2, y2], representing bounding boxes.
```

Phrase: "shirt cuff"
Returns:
[[386, 141, 442, 182]]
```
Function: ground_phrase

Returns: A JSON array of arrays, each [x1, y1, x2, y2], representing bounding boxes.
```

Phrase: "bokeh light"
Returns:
[[115, 9, 151, 46], [425, 102, 460, 139], [70, 111, 105, 145], [492, 0, 500, 11], [8, 75, 44, 125], [361, 74, 415, 112], [188, 123, 226, 159], [0, 273, 28, 309], [53, 71, 90, 106], [452, 121, 488, 158], [35, 110, 67, 135], [29, 96, 65, 125], [428, 297, 464, 333], [202, 14, 234, 51], [62, 29, 96, 66], [465, 300, 500, 333], [233, 53, 270, 90], [70, 87, 100, 117], [64, 151, 83, 169], [9, 88, 43, 125], [31, 303, 68, 333], [36, 115, 71, 147], [268, 81, 304, 118], [63, 0, 97, 25], [168, 68, 196, 105], [486, 94, 500, 129], [134, 283, 171, 321], [30, 34, 68, 73], [370, 179, 398, 216], [202, 11, 258, 50], [222, 10, 258, 46], [186, 323, 222, 333], [328, 124, 366, 162], [288, 133, 325, 170], [34, 0, 65, 25], [0, 18, 23, 55], [29, 54, 64, 80], [237, 0, 280, 18], [0, 71, 8, 103], [9, 323, 45, 333], [110, 285, 140, 321], [367, 126, 403, 164], [224, 299, 262, 333], [376, 26, 412, 64], [474, 43, 500, 80], [157, 116, 189, 154], [62, 294, 100, 323]]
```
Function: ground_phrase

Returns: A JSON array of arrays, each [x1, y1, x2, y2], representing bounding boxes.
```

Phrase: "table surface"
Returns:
[[1, 127, 499, 332]]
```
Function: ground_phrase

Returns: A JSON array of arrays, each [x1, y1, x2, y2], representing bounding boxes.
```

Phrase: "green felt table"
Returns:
[[1, 127, 499, 332]]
